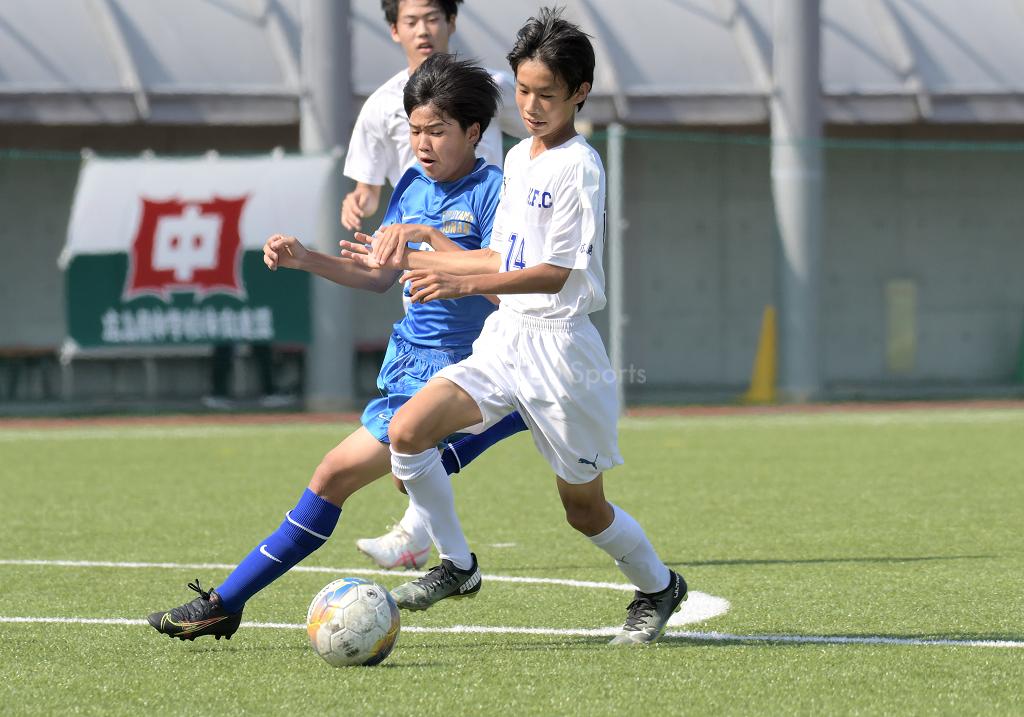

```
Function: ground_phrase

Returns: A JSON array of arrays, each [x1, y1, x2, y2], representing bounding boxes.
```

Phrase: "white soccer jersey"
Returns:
[[344, 68, 511, 188], [490, 136, 608, 318]]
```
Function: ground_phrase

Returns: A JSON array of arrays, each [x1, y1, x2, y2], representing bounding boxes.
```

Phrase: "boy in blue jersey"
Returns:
[[146, 55, 523, 641]]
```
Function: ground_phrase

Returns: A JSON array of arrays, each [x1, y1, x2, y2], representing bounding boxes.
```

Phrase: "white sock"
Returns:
[[588, 504, 670, 594], [397, 501, 429, 545], [391, 448, 472, 570]]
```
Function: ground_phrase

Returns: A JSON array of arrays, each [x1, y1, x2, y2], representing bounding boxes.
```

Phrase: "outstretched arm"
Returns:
[[355, 224, 473, 271], [403, 263, 570, 303], [340, 238, 570, 301], [265, 234, 401, 294], [359, 226, 500, 304], [342, 237, 502, 277]]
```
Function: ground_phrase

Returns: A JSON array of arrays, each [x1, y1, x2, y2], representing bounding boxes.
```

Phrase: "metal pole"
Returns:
[[300, 0, 355, 410], [771, 0, 823, 402], [607, 122, 626, 414]]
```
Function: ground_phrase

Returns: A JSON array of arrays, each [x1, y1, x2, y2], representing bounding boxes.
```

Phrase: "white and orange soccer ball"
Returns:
[[306, 577, 400, 667]]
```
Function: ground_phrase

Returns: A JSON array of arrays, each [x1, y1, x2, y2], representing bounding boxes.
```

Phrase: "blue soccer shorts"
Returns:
[[360, 333, 472, 443]]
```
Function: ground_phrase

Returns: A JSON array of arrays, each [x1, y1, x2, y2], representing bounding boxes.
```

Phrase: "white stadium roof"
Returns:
[[2, 0, 1023, 125]]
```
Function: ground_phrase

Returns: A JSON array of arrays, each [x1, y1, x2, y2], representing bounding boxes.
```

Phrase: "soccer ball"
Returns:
[[306, 577, 400, 667]]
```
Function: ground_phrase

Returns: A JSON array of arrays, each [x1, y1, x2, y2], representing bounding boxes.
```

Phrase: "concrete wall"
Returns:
[[824, 146, 1024, 386], [1, 156, 76, 348], [617, 136, 774, 394], [616, 133, 1024, 397], [3, 127, 1024, 403]]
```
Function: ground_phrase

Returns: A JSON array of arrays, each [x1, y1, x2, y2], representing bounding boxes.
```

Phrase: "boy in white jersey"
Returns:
[[342, 8, 687, 645], [341, 0, 515, 232], [342, 0, 525, 570]]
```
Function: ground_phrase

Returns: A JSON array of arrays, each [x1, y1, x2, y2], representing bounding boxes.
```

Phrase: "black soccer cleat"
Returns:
[[609, 570, 688, 645], [147, 579, 243, 641], [390, 553, 482, 611]]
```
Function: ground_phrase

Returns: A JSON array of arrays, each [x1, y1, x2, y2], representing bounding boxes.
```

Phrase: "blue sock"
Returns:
[[440, 412, 528, 474], [216, 489, 341, 612]]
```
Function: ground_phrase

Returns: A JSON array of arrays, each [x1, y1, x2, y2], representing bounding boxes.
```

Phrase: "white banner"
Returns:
[[60, 152, 331, 347], [63, 153, 336, 260]]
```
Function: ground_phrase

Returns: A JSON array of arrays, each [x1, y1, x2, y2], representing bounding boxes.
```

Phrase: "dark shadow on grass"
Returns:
[[485, 565, 621, 573], [665, 554, 996, 568], [189, 643, 308, 654], [394, 631, 1024, 652], [393, 637, 615, 652], [188, 641, 446, 666], [492, 554, 996, 574], [658, 630, 1024, 649]]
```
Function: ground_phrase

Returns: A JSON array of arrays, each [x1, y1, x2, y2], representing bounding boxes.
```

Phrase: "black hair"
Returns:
[[404, 54, 499, 143], [381, 0, 462, 26], [506, 6, 595, 111]]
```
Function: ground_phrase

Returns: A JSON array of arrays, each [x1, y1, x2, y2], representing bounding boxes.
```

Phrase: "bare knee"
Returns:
[[387, 413, 435, 454], [563, 499, 614, 537], [557, 475, 613, 536], [309, 456, 369, 506]]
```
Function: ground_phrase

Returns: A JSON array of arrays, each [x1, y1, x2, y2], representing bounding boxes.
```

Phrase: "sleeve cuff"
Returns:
[[539, 253, 578, 270], [342, 167, 385, 186]]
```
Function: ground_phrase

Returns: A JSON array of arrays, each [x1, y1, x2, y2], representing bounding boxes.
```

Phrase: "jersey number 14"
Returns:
[[504, 233, 526, 272]]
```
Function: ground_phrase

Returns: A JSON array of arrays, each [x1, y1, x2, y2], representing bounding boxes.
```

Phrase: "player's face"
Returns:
[[408, 103, 480, 183], [389, 0, 455, 70], [514, 59, 590, 149]]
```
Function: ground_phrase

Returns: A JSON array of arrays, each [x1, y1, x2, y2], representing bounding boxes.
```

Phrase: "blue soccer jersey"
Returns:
[[384, 158, 500, 350]]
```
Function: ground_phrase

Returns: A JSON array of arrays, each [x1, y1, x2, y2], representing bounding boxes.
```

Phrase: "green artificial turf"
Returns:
[[1, 407, 1022, 715]]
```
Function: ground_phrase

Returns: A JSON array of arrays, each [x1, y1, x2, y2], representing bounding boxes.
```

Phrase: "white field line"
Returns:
[[0, 558, 640, 591], [1, 616, 1021, 649], [1, 409, 1022, 442], [667, 630, 1024, 649], [4, 559, 1021, 648], [0, 424, 332, 442], [621, 409, 1024, 430], [0, 557, 729, 627]]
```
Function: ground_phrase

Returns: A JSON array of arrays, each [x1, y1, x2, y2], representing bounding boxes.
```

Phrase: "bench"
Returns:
[[354, 338, 389, 397], [0, 346, 59, 400], [3, 340, 389, 403], [58, 341, 214, 401]]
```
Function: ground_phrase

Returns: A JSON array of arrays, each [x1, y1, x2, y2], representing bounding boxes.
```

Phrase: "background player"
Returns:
[[344, 8, 687, 645], [341, 0, 526, 569], [340, 0, 517, 231]]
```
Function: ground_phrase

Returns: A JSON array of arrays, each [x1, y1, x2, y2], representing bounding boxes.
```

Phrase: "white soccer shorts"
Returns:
[[434, 307, 624, 484]]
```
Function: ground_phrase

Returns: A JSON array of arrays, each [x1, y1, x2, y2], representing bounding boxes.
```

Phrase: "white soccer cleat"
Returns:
[[356, 524, 431, 570]]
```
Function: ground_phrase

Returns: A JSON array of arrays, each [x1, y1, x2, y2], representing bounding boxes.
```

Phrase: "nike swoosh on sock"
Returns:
[[259, 544, 282, 563]]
